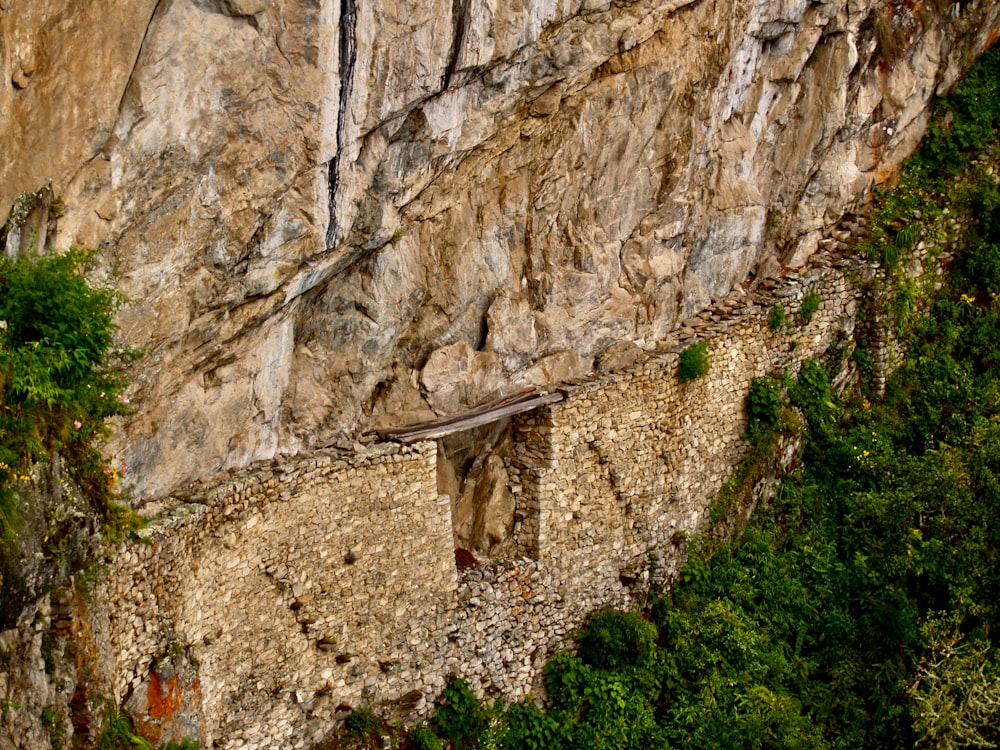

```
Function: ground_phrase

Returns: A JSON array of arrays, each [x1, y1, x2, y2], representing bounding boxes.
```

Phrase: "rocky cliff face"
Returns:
[[2, 0, 998, 498]]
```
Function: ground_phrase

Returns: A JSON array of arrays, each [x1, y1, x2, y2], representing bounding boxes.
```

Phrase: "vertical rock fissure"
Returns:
[[326, 0, 358, 248], [442, 0, 470, 91]]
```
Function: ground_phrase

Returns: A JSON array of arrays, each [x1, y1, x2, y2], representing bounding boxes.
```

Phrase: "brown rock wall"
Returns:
[[4, 0, 998, 498]]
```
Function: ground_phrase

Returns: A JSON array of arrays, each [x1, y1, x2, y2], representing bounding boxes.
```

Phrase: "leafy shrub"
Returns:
[[95, 702, 152, 750], [909, 629, 1000, 750], [578, 609, 657, 671], [501, 702, 562, 750], [746, 376, 786, 439], [676, 341, 710, 381], [920, 47, 1000, 175], [768, 303, 788, 331], [408, 723, 443, 750], [789, 358, 837, 434], [797, 291, 821, 324], [344, 707, 380, 738], [432, 679, 488, 750], [0, 248, 136, 537], [160, 741, 200, 750]]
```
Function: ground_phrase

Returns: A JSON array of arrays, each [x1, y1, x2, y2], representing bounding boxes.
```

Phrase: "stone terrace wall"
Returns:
[[64, 256, 876, 749], [509, 258, 861, 590], [87, 442, 454, 748], [446, 256, 868, 706]]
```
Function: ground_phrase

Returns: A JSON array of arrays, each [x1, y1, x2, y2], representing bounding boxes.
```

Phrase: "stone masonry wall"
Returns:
[[507, 257, 861, 588], [87, 442, 454, 748], [64, 255, 878, 749]]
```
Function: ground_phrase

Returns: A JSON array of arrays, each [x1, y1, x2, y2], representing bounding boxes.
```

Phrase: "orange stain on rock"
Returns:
[[147, 671, 183, 720]]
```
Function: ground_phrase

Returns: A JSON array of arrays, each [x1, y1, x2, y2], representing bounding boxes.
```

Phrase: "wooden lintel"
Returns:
[[372, 389, 564, 444]]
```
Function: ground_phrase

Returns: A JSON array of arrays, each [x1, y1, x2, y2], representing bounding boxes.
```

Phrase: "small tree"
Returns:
[[910, 622, 1000, 749]]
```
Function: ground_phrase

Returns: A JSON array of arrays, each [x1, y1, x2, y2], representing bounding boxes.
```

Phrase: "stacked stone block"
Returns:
[[90, 442, 452, 748], [78, 255, 878, 748], [508, 259, 862, 595]]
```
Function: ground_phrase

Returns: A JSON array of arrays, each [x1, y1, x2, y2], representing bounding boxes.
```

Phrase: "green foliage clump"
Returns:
[[920, 48, 1000, 176], [501, 701, 562, 750], [676, 341, 710, 381], [797, 291, 821, 324], [746, 375, 787, 440], [0, 248, 136, 540], [432, 679, 490, 750], [409, 723, 443, 750], [95, 701, 152, 750], [41, 706, 65, 750], [345, 707, 381, 741], [577, 609, 657, 671], [768, 303, 788, 332]]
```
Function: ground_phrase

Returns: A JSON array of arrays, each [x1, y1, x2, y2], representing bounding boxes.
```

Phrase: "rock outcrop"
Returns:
[[2, 0, 998, 497]]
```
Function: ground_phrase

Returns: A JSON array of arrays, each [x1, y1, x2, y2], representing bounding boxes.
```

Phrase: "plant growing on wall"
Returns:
[[797, 291, 821, 324], [768, 304, 788, 332], [676, 341, 710, 381], [745, 375, 788, 440], [0, 248, 137, 541]]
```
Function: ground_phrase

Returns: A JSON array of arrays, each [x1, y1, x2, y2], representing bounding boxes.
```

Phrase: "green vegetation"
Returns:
[[0, 248, 137, 543], [675, 341, 710, 381], [746, 374, 789, 440], [769, 293, 820, 333], [96, 701, 153, 750], [345, 707, 382, 743], [768, 303, 788, 331], [94, 701, 200, 750], [797, 291, 821, 325], [410, 724, 444, 750], [41, 706, 65, 750]]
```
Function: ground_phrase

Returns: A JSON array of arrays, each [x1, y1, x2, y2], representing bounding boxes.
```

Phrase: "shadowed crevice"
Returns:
[[326, 0, 358, 248]]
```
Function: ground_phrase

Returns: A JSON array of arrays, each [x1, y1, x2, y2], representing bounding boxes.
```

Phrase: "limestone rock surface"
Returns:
[[1, 0, 998, 497]]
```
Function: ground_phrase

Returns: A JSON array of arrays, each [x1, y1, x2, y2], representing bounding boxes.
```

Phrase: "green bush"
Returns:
[[919, 48, 1000, 176], [408, 723, 443, 750], [797, 291, 821, 325], [0, 248, 135, 538], [501, 702, 562, 750], [746, 376, 787, 439], [344, 707, 380, 738], [577, 609, 657, 671], [432, 679, 488, 750], [768, 303, 788, 331], [789, 359, 836, 434], [676, 341, 710, 381]]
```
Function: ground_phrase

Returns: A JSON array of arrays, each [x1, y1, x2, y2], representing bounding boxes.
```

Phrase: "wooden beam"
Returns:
[[372, 388, 564, 443]]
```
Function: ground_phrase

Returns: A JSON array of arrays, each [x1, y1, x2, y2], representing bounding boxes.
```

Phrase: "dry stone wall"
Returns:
[[87, 443, 455, 748], [508, 256, 862, 588], [66, 256, 874, 748]]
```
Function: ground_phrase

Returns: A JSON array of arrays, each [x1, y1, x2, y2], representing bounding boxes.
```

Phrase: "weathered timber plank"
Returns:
[[373, 389, 563, 443]]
